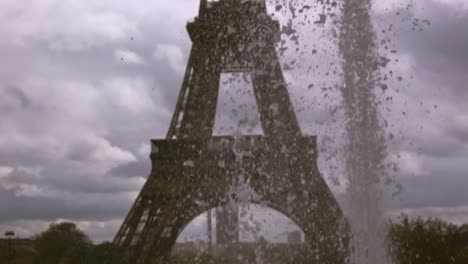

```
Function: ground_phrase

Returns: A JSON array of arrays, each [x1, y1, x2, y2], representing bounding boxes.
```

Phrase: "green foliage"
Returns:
[[32, 223, 127, 264], [9, 218, 467, 264], [0, 239, 36, 264], [59, 242, 92, 264], [389, 216, 468, 264], [456, 246, 468, 264], [88, 242, 128, 264], [33, 222, 92, 264]]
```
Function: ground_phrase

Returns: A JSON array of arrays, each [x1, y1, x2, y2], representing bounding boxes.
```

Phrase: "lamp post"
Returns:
[[4, 231, 15, 264]]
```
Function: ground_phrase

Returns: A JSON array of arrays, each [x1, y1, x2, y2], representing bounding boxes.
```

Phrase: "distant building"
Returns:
[[216, 205, 239, 246], [287, 231, 302, 244], [173, 242, 199, 254]]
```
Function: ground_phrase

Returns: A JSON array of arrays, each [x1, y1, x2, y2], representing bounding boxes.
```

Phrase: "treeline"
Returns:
[[388, 216, 468, 264], [2, 222, 127, 264], [2, 216, 468, 264]]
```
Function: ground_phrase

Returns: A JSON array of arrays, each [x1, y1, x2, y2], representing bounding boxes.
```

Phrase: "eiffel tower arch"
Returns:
[[113, 0, 349, 263]]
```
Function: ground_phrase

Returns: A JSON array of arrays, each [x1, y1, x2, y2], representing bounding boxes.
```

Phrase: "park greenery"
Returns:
[[1, 223, 127, 264], [1, 216, 467, 263], [388, 216, 468, 264]]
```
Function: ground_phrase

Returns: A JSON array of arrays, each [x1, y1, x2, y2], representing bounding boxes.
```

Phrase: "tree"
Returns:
[[455, 224, 468, 264], [33, 222, 92, 264], [455, 246, 468, 264], [389, 216, 467, 264], [88, 242, 128, 264]]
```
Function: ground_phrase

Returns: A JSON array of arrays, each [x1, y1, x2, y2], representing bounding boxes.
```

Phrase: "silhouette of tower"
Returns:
[[113, 1, 348, 263]]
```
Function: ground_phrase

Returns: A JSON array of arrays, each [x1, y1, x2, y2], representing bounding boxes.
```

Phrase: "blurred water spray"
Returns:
[[338, 0, 389, 263]]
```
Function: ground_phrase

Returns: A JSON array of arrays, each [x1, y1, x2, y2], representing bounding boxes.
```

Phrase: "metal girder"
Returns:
[[114, 1, 349, 263]]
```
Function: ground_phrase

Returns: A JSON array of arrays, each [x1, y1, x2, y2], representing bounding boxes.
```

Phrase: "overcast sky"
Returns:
[[0, 0, 467, 243]]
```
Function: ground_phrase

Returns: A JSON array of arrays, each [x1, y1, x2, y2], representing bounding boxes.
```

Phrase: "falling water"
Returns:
[[338, 0, 389, 263]]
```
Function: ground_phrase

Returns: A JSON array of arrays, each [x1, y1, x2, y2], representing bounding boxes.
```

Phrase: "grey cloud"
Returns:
[[109, 159, 151, 179], [4, 165, 143, 195], [4, 86, 31, 109], [409, 128, 467, 158], [0, 186, 134, 223], [380, 1, 468, 102], [0, 1, 197, 241], [389, 172, 468, 210], [447, 117, 468, 143]]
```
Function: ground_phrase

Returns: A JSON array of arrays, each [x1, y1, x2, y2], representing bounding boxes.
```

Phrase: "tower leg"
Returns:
[[252, 46, 301, 137], [178, 51, 222, 139]]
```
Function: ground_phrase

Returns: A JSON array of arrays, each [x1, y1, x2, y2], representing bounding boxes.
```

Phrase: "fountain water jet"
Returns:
[[338, 0, 390, 263]]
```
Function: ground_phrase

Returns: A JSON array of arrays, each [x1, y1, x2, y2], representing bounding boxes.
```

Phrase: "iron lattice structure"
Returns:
[[113, 0, 348, 263]]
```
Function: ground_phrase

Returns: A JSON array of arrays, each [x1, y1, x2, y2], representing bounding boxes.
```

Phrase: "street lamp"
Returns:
[[4, 231, 15, 264]]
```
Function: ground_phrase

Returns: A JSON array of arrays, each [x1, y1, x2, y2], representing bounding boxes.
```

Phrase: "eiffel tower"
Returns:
[[113, 0, 348, 263]]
